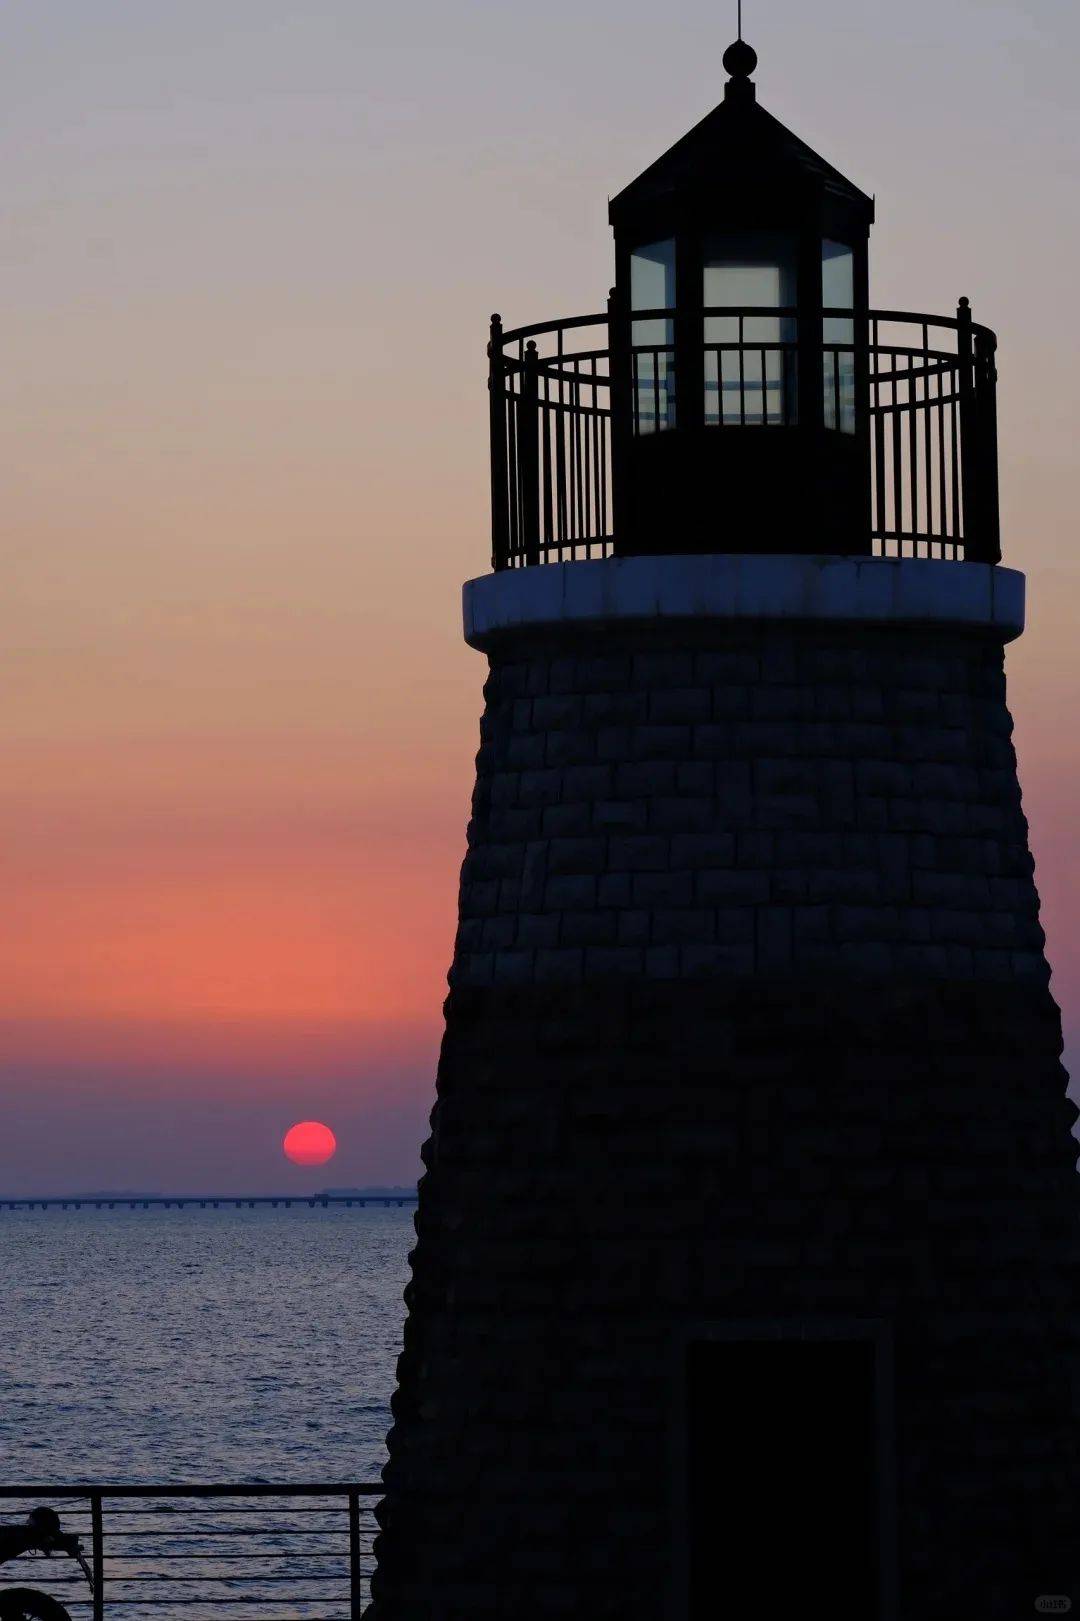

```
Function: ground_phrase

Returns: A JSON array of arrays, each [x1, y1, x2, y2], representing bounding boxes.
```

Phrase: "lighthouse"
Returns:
[[369, 38, 1079, 1621]]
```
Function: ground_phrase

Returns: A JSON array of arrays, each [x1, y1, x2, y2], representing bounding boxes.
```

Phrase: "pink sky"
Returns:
[[3, 0, 1078, 1192]]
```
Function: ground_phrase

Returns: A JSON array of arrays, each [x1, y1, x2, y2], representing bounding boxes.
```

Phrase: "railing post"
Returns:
[[91, 1490, 104, 1621], [607, 285, 630, 549], [348, 1488, 362, 1620], [520, 340, 541, 566], [975, 325, 1001, 565], [956, 296, 980, 560], [488, 313, 510, 570]]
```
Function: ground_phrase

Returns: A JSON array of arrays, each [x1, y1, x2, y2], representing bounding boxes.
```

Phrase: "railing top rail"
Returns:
[[496, 305, 997, 344], [0, 1484, 383, 1498], [499, 311, 608, 345], [871, 306, 996, 342]]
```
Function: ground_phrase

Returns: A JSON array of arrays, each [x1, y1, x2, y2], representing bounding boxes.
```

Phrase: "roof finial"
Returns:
[[724, 0, 757, 89], [723, 19, 758, 97]]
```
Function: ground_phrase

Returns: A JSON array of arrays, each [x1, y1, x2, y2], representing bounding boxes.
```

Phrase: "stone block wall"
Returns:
[[452, 626, 1048, 991], [369, 620, 1080, 1621]]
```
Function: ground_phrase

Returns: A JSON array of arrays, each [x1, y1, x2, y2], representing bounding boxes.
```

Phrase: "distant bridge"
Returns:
[[0, 1193, 417, 1210]]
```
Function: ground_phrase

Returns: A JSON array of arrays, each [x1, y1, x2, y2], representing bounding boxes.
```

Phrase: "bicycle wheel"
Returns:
[[0, 1589, 73, 1621]]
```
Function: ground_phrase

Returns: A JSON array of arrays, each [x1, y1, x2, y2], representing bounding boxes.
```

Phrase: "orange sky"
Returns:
[[3, 0, 1078, 1191]]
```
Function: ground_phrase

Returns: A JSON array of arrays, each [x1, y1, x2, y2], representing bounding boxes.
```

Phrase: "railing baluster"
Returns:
[[922, 326, 933, 552], [581, 366, 591, 548], [950, 389, 960, 547], [520, 341, 540, 567], [506, 382, 519, 562], [738, 320, 746, 426], [541, 370, 553, 557], [976, 326, 1001, 565], [956, 297, 976, 559], [892, 365, 903, 545], [488, 314, 509, 570], [871, 319, 882, 547], [901, 348, 914, 544], [348, 1489, 362, 1620], [934, 379, 940, 557], [591, 357, 602, 546], [91, 1491, 104, 1621]]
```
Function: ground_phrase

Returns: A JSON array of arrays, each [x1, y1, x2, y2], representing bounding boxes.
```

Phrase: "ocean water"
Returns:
[[2, 1206, 414, 1485]]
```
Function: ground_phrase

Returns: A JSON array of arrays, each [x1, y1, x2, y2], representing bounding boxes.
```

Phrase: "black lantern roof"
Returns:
[[608, 41, 874, 231]]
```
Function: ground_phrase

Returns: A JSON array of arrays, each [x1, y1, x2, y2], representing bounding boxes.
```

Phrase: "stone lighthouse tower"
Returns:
[[370, 38, 1079, 1621]]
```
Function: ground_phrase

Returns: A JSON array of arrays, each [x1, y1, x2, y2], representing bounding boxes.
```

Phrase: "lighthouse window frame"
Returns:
[[823, 238, 857, 434], [702, 230, 798, 427], [630, 237, 676, 434]]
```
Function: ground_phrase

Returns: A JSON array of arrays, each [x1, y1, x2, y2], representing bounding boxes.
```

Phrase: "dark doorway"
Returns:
[[687, 1337, 880, 1620]]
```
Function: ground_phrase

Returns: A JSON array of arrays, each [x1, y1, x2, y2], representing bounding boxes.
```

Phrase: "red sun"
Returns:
[[283, 1120, 337, 1167]]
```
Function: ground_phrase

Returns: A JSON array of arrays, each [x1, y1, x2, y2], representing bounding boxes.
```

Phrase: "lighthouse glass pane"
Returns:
[[703, 231, 797, 425], [823, 239, 856, 434], [630, 238, 676, 433]]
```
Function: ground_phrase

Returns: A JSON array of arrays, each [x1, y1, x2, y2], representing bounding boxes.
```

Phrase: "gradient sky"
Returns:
[[3, 0, 1078, 1193]]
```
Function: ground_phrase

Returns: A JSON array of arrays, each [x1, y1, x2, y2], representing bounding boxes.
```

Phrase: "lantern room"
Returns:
[[607, 38, 874, 555]]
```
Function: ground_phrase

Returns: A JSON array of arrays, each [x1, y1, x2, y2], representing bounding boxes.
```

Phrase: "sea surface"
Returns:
[[2, 1206, 414, 1484]]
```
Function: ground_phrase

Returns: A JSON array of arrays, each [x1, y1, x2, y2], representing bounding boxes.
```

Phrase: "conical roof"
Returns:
[[609, 60, 873, 228]]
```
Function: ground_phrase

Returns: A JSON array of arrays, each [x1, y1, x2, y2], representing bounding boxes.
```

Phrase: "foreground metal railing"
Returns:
[[488, 301, 999, 569], [0, 1484, 381, 1620]]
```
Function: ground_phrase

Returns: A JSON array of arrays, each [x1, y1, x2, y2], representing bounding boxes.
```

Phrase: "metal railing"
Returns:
[[0, 1484, 381, 1620], [487, 300, 999, 569], [0, 1195, 416, 1211]]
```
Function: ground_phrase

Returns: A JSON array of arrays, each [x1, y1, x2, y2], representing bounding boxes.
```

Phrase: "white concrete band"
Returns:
[[463, 555, 1026, 649]]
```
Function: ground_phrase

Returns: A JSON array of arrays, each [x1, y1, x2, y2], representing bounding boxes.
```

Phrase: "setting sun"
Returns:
[[282, 1120, 337, 1167]]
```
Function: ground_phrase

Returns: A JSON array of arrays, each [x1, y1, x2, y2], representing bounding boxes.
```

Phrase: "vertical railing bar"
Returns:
[[956, 296, 975, 558], [592, 357, 602, 542], [520, 341, 540, 566], [569, 365, 577, 546], [909, 351, 918, 542], [582, 357, 590, 549], [934, 371, 940, 547], [506, 382, 519, 560], [575, 371, 585, 542], [977, 327, 1002, 564], [564, 368, 572, 547], [950, 390, 960, 544], [892, 370, 903, 544], [91, 1491, 104, 1621], [541, 370, 553, 556], [348, 1490, 362, 1621], [739, 318, 746, 427], [873, 357, 887, 548], [487, 315, 509, 570], [921, 332, 927, 547], [556, 347, 567, 544], [600, 387, 609, 542], [582, 365, 592, 542]]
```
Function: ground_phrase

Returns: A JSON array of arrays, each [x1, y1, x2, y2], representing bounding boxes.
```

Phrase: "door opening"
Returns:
[[686, 1337, 881, 1620]]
